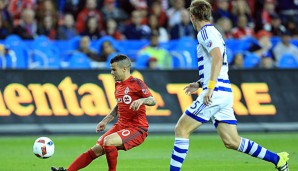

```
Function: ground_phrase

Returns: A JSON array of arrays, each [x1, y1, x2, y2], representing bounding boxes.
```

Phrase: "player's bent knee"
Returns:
[[223, 142, 234, 149], [174, 124, 183, 134], [222, 140, 238, 150], [91, 144, 104, 156], [175, 124, 189, 138]]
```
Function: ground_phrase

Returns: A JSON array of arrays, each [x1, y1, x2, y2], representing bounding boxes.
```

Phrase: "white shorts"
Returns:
[[185, 90, 237, 127]]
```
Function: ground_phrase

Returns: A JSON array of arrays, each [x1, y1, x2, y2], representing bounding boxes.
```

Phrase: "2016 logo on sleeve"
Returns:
[[123, 95, 132, 104]]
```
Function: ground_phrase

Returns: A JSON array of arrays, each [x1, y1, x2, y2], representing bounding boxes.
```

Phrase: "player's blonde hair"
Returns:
[[188, 0, 212, 21]]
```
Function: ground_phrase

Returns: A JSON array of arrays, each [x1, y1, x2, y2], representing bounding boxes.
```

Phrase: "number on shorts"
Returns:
[[121, 130, 130, 136]]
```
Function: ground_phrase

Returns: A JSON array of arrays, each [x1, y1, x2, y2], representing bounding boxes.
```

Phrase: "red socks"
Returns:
[[66, 146, 118, 171], [67, 149, 97, 171], [104, 146, 118, 171]]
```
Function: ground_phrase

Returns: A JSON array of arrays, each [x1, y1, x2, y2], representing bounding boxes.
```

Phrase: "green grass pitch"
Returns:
[[1, 132, 297, 171]]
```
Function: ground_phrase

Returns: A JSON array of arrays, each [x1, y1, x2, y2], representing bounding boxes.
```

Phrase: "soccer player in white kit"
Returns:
[[169, 0, 289, 171]]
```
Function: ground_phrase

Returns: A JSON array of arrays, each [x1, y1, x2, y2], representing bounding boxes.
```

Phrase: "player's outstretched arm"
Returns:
[[96, 105, 118, 132], [130, 96, 156, 111], [184, 82, 201, 95], [143, 96, 156, 106]]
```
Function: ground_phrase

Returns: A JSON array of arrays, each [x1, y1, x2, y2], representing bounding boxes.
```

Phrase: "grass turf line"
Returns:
[[0, 132, 297, 171]]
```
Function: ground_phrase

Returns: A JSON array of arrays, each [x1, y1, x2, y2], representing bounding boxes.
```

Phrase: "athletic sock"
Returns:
[[67, 149, 98, 171], [237, 137, 279, 165], [104, 146, 118, 171], [170, 138, 189, 171]]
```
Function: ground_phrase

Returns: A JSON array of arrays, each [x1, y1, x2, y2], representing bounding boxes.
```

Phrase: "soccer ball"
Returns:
[[33, 137, 55, 159]]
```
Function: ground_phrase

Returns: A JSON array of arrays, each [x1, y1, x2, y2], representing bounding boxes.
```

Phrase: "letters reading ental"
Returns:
[[0, 73, 170, 117], [0, 77, 110, 116]]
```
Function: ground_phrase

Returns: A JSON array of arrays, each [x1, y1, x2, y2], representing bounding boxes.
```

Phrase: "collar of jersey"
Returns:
[[117, 76, 133, 84], [200, 24, 213, 31]]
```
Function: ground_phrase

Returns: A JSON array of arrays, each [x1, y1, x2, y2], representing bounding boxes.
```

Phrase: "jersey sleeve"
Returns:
[[135, 79, 152, 98], [199, 27, 222, 53]]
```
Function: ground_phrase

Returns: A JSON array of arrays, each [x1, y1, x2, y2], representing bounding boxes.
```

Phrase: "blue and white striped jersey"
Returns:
[[196, 24, 231, 92]]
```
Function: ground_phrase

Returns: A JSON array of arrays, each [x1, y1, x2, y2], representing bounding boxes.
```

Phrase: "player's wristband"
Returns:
[[207, 80, 216, 90]]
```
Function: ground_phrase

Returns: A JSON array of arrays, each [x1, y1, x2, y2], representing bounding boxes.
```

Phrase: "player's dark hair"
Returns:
[[188, 0, 211, 21], [110, 54, 131, 68]]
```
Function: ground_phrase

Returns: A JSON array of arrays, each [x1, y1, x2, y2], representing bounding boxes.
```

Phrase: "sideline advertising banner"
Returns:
[[0, 70, 297, 133]]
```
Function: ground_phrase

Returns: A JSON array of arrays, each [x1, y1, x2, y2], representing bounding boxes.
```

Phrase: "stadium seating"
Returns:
[[291, 39, 298, 48], [66, 36, 81, 51], [0, 55, 5, 68], [117, 39, 149, 61], [0, 49, 18, 69], [30, 36, 61, 69], [29, 50, 51, 69], [271, 37, 281, 48], [243, 52, 261, 68], [1, 35, 298, 69], [134, 54, 151, 69], [4, 35, 29, 69], [277, 54, 298, 68], [181, 37, 197, 68], [171, 51, 188, 69], [61, 51, 91, 69]]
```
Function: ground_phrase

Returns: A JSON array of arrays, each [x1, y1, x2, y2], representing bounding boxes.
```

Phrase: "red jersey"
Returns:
[[115, 76, 152, 128]]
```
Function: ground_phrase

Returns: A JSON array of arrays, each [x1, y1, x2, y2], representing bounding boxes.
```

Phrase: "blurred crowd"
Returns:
[[0, 0, 298, 69], [0, 0, 297, 40]]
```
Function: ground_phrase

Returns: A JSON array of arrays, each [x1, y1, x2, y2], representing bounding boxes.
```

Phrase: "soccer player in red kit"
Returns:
[[51, 54, 156, 171]]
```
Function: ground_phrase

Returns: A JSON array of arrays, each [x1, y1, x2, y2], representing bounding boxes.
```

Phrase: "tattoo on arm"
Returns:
[[102, 105, 118, 123], [110, 105, 118, 117], [143, 96, 156, 106]]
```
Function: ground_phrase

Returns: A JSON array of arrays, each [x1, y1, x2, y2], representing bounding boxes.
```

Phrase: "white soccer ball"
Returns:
[[33, 137, 55, 159]]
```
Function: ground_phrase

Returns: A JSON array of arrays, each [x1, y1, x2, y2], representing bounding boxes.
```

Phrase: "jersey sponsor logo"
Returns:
[[124, 87, 130, 94], [206, 40, 212, 48], [121, 130, 130, 136], [123, 95, 132, 104]]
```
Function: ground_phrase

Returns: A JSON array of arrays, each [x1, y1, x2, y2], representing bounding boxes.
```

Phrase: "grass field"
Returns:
[[1, 132, 297, 171]]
